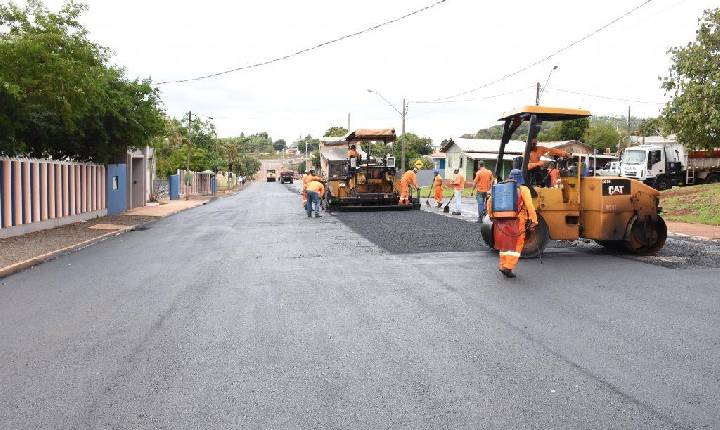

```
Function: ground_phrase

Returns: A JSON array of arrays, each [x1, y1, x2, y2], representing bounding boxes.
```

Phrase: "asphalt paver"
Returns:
[[1, 181, 719, 429]]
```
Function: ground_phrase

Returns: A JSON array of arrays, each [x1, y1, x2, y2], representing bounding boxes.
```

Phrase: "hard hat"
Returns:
[[433, 169, 439, 175]]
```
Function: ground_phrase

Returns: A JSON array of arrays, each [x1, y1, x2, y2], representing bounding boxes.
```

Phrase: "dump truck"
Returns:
[[319, 130, 420, 211], [481, 106, 666, 256], [279, 170, 294, 184], [620, 137, 720, 190], [266, 169, 277, 182]]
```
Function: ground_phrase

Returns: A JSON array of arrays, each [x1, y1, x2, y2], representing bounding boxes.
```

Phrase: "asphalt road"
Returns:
[[1, 181, 719, 429]]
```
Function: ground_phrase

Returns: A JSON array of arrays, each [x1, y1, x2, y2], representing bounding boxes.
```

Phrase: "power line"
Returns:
[[547, 87, 666, 105], [156, 0, 449, 85], [412, 85, 534, 104], [432, 0, 654, 101]]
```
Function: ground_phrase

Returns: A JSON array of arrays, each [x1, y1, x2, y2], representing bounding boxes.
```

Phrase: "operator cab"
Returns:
[[496, 106, 592, 191]]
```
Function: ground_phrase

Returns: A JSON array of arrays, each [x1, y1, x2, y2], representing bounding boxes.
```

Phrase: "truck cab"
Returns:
[[620, 143, 685, 190]]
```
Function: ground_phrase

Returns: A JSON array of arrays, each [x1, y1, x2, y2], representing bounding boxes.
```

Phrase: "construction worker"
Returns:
[[486, 169, 538, 278], [433, 170, 444, 208], [451, 168, 465, 215], [399, 167, 419, 205], [528, 138, 568, 186], [305, 180, 324, 218], [302, 169, 321, 207], [472, 161, 493, 222], [548, 162, 561, 188], [347, 144, 361, 160]]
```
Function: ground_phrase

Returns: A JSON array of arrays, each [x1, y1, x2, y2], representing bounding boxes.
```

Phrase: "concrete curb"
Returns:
[[0, 227, 131, 279]]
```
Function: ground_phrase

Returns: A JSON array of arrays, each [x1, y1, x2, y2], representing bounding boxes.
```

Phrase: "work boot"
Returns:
[[436, 202, 442, 208], [315, 213, 322, 217], [451, 211, 461, 215], [499, 268, 516, 278]]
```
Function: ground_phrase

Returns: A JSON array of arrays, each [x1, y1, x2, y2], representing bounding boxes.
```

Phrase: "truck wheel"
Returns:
[[654, 177, 670, 191], [706, 174, 719, 184]]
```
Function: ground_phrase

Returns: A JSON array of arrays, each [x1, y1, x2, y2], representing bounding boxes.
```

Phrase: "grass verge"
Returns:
[[660, 183, 720, 225], [418, 186, 475, 198]]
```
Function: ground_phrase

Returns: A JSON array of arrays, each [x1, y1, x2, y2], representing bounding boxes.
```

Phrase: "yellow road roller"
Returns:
[[481, 106, 667, 256]]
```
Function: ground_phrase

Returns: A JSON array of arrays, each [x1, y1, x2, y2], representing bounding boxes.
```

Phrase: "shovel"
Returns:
[[442, 193, 455, 213], [424, 185, 433, 206]]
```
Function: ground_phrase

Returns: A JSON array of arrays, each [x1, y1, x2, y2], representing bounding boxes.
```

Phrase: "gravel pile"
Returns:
[[336, 210, 720, 268], [334, 210, 486, 254]]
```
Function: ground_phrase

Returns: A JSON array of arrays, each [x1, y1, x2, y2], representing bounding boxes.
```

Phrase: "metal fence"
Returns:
[[152, 178, 169, 201], [1, 158, 106, 234]]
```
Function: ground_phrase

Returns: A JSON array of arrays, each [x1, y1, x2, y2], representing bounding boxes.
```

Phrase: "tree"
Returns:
[[272, 139, 287, 151], [324, 126, 348, 137], [638, 117, 666, 137], [0, 1, 165, 161], [543, 118, 590, 141], [296, 135, 320, 153], [583, 122, 621, 151], [661, 8, 720, 149]]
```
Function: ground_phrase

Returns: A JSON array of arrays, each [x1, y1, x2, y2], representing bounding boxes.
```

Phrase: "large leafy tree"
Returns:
[[583, 122, 621, 151], [661, 8, 720, 149], [0, 0, 165, 161], [324, 126, 348, 137]]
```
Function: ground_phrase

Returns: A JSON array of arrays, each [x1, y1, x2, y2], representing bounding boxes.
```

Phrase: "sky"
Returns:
[[33, 0, 717, 144]]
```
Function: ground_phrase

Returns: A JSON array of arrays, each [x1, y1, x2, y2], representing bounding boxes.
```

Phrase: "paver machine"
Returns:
[[320, 129, 420, 211], [481, 106, 667, 256]]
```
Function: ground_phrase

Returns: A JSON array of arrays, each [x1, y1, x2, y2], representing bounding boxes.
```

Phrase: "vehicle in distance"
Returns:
[[279, 170, 294, 184], [266, 169, 277, 182]]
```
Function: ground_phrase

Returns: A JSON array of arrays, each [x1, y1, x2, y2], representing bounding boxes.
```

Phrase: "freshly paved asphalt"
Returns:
[[1, 181, 719, 429]]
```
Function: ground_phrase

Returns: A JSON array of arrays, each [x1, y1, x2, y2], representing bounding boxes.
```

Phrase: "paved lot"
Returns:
[[1, 181, 719, 429]]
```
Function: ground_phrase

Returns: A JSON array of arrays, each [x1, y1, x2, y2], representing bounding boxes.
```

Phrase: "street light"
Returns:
[[536, 65, 558, 105], [367, 89, 408, 170]]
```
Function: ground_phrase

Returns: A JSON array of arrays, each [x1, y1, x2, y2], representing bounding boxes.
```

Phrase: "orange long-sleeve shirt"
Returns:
[[452, 173, 465, 191], [306, 180, 324, 195], [400, 170, 418, 188], [473, 168, 493, 193]]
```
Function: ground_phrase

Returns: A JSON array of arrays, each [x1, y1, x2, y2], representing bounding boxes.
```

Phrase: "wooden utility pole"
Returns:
[[536, 82, 541, 106], [186, 111, 192, 200], [401, 98, 407, 171]]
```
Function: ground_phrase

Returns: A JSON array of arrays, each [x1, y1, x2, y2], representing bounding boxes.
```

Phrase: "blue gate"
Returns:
[[106, 164, 127, 215]]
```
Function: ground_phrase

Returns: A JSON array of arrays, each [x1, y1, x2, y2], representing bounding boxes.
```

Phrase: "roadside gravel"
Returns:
[[0, 215, 157, 269]]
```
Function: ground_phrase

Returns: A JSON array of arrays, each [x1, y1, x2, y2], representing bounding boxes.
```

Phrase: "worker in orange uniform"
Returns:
[[472, 161, 493, 222], [399, 167, 419, 205], [547, 162, 561, 188], [528, 138, 568, 185], [302, 169, 321, 207], [486, 169, 538, 278], [305, 179, 325, 218], [433, 170, 444, 208], [451, 168, 465, 215]]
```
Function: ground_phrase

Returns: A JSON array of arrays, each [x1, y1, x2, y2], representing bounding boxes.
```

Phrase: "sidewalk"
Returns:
[[0, 198, 210, 279], [424, 197, 720, 241]]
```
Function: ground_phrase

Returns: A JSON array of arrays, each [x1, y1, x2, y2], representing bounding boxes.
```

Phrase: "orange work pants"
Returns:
[[434, 186, 443, 204], [399, 181, 409, 204]]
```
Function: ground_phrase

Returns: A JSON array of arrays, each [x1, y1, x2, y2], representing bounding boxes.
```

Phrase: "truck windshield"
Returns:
[[622, 150, 646, 165]]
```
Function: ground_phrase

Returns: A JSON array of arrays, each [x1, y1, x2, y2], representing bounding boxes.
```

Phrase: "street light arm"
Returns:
[[367, 89, 403, 116]]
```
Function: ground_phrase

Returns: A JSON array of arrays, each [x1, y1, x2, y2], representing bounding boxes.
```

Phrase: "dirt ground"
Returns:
[[0, 215, 156, 269]]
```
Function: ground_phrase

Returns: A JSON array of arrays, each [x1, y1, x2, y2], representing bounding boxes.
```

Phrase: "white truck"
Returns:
[[620, 137, 720, 190]]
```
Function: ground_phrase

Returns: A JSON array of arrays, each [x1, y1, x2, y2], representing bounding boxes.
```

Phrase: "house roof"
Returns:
[[440, 138, 526, 154], [466, 152, 519, 161], [430, 151, 446, 159]]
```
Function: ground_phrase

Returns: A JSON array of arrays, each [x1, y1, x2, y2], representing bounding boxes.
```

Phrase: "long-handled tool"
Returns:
[[424, 185, 433, 206], [443, 193, 455, 213]]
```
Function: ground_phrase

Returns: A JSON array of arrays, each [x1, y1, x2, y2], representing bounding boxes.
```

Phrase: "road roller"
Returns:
[[480, 106, 667, 256]]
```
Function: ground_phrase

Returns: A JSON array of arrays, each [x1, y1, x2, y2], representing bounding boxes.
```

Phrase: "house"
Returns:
[[439, 138, 526, 181], [430, 151, 446, 173], [541, 140, 592, 155]]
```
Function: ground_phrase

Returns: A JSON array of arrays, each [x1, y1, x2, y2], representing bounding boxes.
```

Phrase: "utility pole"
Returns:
[[347, 112, 351, 132], [401, 98, 407, 171], [536, 82, 541, 106], [627, 105, 631, 135], [186, 111, 192, 201]]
